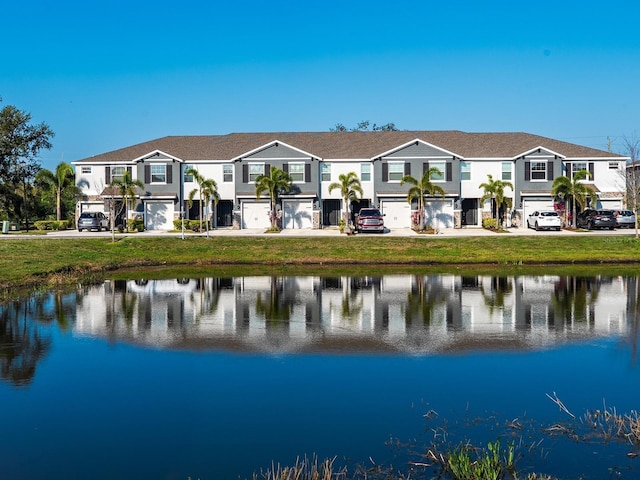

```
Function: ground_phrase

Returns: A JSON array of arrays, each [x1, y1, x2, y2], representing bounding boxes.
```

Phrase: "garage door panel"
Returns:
[[424, 200, 454, 228], [381, 200, 410, 229], [146, 202, 174, 231], [283, 200, 313, 229], [242, 202, 270, 229]]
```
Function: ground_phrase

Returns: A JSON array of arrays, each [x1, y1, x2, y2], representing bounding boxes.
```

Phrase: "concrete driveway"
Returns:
[[4, 225, 636, 239]]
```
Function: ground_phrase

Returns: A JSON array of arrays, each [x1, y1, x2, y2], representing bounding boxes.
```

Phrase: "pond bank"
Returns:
[[1, 235, 640, 294]]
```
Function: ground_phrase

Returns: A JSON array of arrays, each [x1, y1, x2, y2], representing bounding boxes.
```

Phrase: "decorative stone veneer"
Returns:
[[313, 210, 321, 229], [232, 212, 241, 229]]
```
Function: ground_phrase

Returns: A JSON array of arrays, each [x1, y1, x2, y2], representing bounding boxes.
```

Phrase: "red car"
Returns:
[[355, 208, 385, 233]]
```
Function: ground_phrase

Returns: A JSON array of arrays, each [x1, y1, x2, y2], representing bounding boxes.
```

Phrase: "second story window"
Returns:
[[429, 161, 446, 182], [223, 164, 233, 182], [184, 165, 194, 183], [531, 161, 547, 181], [288, 163, 305, 182], [81, 166, 92, 175], [361, 163, 371, 182], [501, 162, 512, 181], [460, 162, 471, 181], [111, 166, 125, 182], [151, 164, 166, 183], [249, 163, 264, 182], [321, 163, 331, 182], [388, 162, 404, 182]]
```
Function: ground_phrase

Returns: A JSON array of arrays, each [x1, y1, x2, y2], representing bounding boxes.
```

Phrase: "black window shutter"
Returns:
[[305, 163, 311, 183], [589, 162, 595, 180], [126, 166, 132, 176], [382, 163, 388, 182], [144, 165, 150, 183], [105, 167, 111, 185], [525, 161, 531, 181], [242, 164, 248, 183], [265, 163, 270, 176], [566, 163, 573, 179], [423, 162, 429, 174], [282, 163, 289, 174], [446, 163, 452, 182], [404, 162, 411, 175], [166, 165, 172, 184], [547, 161, 554, 181]]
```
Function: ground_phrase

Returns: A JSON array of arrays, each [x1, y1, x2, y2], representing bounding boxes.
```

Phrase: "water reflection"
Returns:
[[0, 298, 52, 386], [70, 274, 638, 354], [1, 274, 638, 387]]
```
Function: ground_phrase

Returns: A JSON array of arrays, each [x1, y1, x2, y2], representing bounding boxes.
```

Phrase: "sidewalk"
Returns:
[[29, 225, 638, 239]]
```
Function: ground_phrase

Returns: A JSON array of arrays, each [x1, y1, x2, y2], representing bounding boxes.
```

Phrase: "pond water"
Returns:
[[1, 273, 639, 480]]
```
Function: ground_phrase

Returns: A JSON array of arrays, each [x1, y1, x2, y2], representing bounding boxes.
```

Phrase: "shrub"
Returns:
[[34, 220, 71, 231], [482, 218, 498, 230], [129, 219, 145, 232]]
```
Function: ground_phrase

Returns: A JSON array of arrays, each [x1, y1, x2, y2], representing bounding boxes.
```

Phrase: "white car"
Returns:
[[527, 211, 562, 231]]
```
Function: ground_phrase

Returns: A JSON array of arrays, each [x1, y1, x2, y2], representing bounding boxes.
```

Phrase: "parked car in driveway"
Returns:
[[576, 209, 616, 230], [614, 209, 637, 228], [77, 212, 109, 231], [355, 208, 385, 233], [526, 211, 562, 231]]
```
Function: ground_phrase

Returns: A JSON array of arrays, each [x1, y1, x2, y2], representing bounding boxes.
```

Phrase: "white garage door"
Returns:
[[600, 199, 622, 210], [424, 200, 454, 228], [145, 201, 174, 231], [242, 202, 271, 229], [380, 200, 411, 229], [283, 200, 313, 229], [523, 199, 554, 226]]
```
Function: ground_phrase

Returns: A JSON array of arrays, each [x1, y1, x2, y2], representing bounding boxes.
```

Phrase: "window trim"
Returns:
[[429, 161, 446, 182], [288, 162, 305, 183], [387, 161, 404, 182], [248, 163, 264, 183], [361, 163, 371, 182], [111, 166, 125, 181], [184, 165, 194, 183], [530, 161, 547, 182], [150, 164, 167, 184], [223, 164, 233, 183], [81, 166, 92, 175], [460, 161, 471, 181], [321, 163, 331, 182], [501, 162, 512, 181]]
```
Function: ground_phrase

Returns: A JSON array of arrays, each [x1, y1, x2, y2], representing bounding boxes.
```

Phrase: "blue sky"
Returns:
[[2, 0, 639, 171]]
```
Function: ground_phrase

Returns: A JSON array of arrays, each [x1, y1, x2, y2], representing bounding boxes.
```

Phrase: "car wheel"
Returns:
[[535, 222, 540, 231], [526, 221, 530, 229], [587, 222, 593, 230]]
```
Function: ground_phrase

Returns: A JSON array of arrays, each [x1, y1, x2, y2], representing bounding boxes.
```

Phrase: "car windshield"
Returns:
[[598, 210, 614, 215], [359, 209, 381, 216], [540, 212, 558, 217]]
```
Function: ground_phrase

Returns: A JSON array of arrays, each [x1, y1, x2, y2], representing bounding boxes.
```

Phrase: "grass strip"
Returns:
[[1, 235, 640, 292]]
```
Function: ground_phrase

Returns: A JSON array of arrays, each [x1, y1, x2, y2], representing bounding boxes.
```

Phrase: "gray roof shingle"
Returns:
[[73, 131, 623, 163]]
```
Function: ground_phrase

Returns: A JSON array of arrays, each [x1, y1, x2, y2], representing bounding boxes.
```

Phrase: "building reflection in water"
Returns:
[[71, 274, 638, 354]]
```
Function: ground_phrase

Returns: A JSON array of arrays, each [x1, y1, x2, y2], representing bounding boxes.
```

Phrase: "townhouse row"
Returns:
[[72, 130, 628, 230]]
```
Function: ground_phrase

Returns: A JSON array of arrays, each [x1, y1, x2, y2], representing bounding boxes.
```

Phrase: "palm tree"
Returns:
[[479, 174, 514, 227], [255, 166, 293, 230], [551, 169, 597, 228], [400, 167, 445, 231], [110, 170, 144, 231], [35, 162, 77, 220], [186, 167, 220, 233], [328, 172, 363, 225]]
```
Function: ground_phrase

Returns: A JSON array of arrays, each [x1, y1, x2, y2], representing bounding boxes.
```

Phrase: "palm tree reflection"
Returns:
[[0, 299, 51, 387]]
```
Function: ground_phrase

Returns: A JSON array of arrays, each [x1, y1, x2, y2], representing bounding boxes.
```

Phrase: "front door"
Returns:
[[322, 199, 341, 226], [461, 199, 477, 227]]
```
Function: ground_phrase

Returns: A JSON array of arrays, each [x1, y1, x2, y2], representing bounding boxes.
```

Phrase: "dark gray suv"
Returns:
[[77, 212, 109, 231], [576, 209, 616, 230]]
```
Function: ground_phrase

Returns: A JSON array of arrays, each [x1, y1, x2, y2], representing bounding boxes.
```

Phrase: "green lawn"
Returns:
[[1, 235, 640, 292]]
